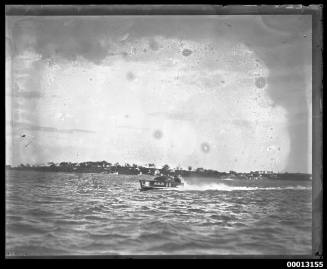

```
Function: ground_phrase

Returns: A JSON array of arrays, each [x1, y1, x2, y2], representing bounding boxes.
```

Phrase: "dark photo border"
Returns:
[[4, 4, 323, 261]]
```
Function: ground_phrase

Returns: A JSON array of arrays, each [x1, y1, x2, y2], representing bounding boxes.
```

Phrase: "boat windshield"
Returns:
[[154, 176, 170, 182]]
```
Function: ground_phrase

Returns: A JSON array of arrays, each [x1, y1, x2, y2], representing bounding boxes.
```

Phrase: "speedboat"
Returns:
[[139, 175, 184, 191]]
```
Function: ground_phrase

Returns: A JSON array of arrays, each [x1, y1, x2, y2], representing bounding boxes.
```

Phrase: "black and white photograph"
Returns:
[[5, 5, 321, 257]]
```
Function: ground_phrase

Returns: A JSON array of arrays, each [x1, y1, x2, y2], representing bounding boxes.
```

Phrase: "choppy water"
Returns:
[[6, 170, 312, 256]]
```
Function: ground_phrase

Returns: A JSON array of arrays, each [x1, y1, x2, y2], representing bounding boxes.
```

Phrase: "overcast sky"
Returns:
[[5, 15, 312, 172]]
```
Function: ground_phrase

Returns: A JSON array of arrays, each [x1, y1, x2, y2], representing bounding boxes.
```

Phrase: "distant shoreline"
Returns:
[[5, 164, 312, 181]]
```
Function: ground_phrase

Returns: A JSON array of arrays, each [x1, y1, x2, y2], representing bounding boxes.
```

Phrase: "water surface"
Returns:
[[6, 170, 312, 256]]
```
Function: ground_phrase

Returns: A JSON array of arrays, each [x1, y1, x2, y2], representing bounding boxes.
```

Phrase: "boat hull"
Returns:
[[139, 179, 183, 190]]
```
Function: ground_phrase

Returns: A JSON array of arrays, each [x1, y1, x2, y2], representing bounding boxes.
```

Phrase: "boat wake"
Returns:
[[177, 182, 311, 192]]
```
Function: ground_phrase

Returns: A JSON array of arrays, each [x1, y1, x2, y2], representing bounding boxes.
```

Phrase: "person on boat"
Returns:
[[173, 175, 182, 184]]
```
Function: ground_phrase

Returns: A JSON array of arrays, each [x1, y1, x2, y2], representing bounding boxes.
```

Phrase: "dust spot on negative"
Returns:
[[201, 142, 210, 153], [182, 49, 192, 57], [255, 77, 266, 89], [149, 39, 159, 51], [126, 71, 135, 81], [153, 130, 163, 139]]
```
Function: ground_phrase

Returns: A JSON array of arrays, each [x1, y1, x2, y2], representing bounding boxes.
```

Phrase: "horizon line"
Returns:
[[5, 161, 312, 174]]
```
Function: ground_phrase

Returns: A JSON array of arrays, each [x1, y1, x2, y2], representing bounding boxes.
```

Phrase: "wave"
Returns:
[[177, 182, 311, 192]]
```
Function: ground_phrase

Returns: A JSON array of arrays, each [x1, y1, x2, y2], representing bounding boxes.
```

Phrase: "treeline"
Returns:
[[7, 161, 229, 177], [6, 162, 311, 180]]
